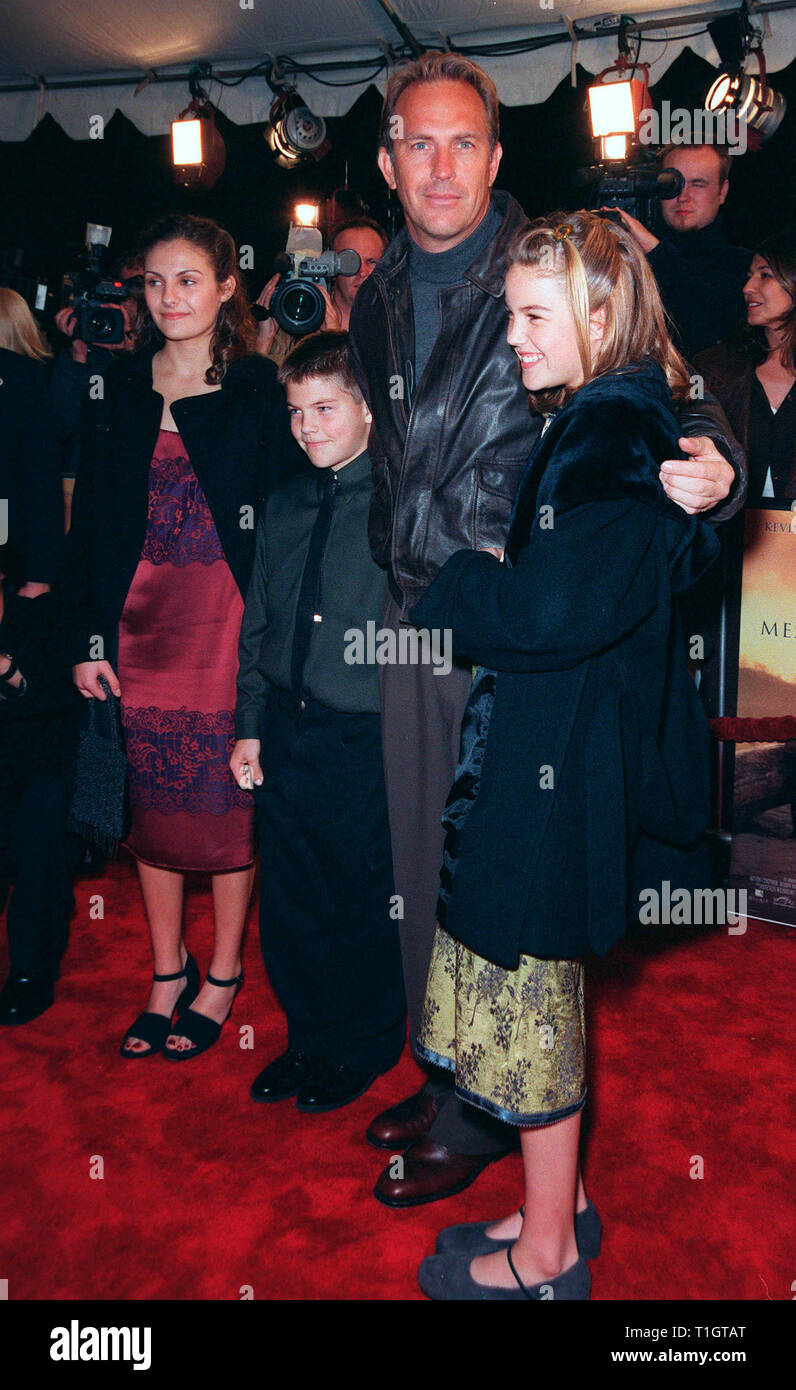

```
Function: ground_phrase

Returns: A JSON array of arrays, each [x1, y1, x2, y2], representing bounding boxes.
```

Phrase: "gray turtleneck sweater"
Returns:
[[409, 199, 504, 386]]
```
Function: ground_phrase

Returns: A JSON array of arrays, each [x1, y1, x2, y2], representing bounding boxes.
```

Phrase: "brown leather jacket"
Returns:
[[349, 190, 747, 611]]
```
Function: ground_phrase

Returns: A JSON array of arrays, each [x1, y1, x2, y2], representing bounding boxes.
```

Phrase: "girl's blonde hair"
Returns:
[[506, 210, 691, 413], [0, 287, 52, 360]]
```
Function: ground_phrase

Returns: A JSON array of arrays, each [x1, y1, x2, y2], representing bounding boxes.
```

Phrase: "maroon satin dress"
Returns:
[[117, 429, 254, 872]]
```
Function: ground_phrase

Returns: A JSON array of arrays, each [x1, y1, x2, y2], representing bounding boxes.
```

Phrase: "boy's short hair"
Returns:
[[277, 329, 363, 401]]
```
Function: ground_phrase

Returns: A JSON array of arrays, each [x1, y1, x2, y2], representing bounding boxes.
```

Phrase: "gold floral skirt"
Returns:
[[416, 924, 587, 1127]]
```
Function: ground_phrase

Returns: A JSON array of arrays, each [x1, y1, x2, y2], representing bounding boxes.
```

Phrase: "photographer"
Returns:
[[50, 253, 141, 498], [611, 144, 750, 358], [254, 216, 388, 359], [328, 218, 389, 329]]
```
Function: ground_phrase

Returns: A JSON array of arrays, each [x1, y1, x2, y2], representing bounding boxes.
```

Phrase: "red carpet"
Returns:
[[0, 858, 792, 1301]]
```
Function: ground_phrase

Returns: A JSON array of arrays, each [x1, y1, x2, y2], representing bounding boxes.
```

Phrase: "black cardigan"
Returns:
[[62, 342, 305, 665], [411, 361, 721, 966]]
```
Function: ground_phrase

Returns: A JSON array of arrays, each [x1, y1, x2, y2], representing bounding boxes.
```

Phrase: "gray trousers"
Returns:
[[379, 595, 512, 1155]]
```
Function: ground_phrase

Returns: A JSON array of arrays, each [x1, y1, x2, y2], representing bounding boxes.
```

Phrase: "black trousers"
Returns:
[[0, 769, 73, 978], [254, 692, 406, 1073]]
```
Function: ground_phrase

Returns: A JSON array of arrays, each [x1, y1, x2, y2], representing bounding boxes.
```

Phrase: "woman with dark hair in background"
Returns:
[[64, 214, 300, 1060], [695, 226, 796, 502]]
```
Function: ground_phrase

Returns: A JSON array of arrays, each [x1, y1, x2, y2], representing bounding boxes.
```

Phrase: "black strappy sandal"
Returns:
[[162, 970, 244, 1061], [120, 953, 200, 1059]]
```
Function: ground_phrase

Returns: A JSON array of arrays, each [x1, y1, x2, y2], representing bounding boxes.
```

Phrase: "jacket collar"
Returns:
[[567, 358, 673, 414], [334, 448, 371, 490], [308, 449, 371, 494], [109, 339, 267, 391], [466, 191, 530, 296], [373, 190, 529, 299]]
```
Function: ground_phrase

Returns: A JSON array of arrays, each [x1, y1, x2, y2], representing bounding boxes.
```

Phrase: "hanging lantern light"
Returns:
[[587, 32, 651, 164], [171, 98, 227, 191]]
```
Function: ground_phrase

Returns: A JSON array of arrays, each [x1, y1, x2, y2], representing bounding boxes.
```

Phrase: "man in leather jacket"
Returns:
[[349, 51, 747, 1210]]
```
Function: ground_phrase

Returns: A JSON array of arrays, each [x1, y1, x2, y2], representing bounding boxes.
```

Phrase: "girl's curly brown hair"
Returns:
[[135, 214, 256, 383]]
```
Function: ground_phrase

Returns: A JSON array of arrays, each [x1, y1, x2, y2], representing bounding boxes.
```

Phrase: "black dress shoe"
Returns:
[[250, 1048, 320, 1102], [0, 971, 55, 1025], [296, 1060, 377, 1114]]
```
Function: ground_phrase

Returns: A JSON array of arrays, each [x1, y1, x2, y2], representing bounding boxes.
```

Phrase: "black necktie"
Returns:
[[290, 470, 339, 706]]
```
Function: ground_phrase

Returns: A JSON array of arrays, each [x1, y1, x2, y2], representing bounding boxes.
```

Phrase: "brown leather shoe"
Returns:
[[373, 1137, 505, 1208], [366, 1087, 439, 1150]]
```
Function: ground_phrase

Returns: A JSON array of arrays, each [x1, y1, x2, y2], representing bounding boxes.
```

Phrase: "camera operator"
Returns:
[[254, 217, 388, 358], [50, 253, 142, 502], [610, 144, 750, 358], [328, 218, 390, 329]]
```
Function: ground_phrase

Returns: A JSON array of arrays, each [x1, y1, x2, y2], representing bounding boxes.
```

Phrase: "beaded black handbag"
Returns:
[[67, 675, 130, 853]]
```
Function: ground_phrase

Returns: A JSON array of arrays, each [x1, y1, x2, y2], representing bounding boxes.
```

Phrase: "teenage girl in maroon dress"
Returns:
[[72, 219, 259, 1060]]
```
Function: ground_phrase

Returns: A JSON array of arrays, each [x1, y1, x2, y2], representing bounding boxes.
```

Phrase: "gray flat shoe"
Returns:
[[418, 1247, 592, 1301], [435, 1199, 602, 1261]]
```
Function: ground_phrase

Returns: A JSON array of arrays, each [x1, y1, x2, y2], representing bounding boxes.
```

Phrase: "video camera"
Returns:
[[61, 224, 129, 346], [573, 153, 684, 226], [256, 207, 361, 337]]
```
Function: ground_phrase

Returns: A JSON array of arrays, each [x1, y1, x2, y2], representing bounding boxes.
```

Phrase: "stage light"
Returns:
[[588, 81, 638, 139], [172, 117, 203, 166], [587, 63, 650, 156], [294, 203, 320, 227], [171, 99, 226, 191], [267, 92, 331, 170], [600, 134, 629, 160], [705, 48, 786, 146]]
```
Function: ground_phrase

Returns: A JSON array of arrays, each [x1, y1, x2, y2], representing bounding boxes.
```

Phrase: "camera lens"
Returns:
[[88, 311, 112, 339], [272, 278, 325, 336], [78, 304, 125, 344]]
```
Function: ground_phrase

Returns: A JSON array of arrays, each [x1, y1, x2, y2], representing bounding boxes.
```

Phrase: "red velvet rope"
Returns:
[[709, 716, 796, 743]]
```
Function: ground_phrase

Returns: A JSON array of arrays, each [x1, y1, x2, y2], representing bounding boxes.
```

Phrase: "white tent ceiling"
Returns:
[[0, 0, 794, 140]]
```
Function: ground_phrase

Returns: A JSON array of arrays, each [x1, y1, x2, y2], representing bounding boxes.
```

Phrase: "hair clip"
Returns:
[[553, 224, 573, 242]]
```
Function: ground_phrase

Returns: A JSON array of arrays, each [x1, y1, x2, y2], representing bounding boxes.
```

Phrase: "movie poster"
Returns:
[[729, 508, 796, 926]]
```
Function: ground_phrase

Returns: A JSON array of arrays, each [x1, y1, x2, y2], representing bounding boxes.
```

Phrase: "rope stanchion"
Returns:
[[709, 715, 796, 742]]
